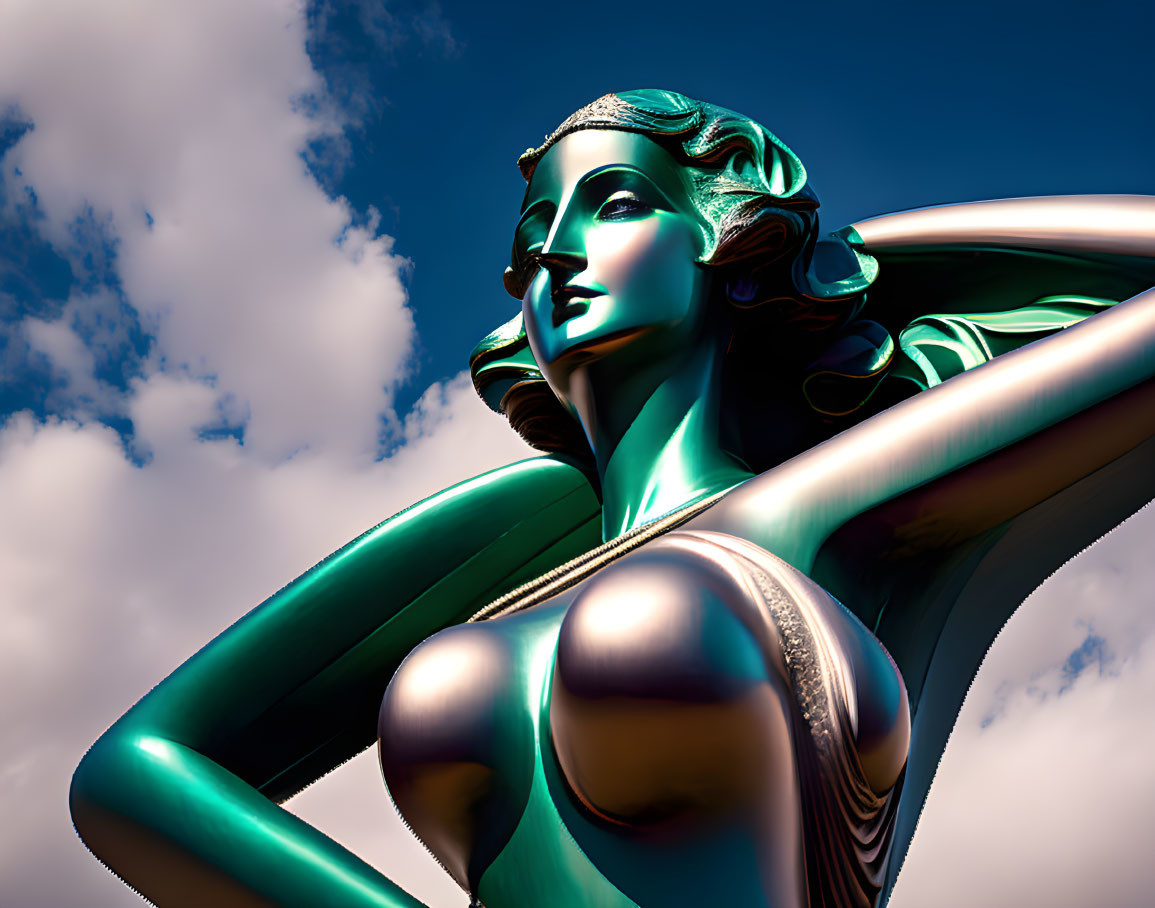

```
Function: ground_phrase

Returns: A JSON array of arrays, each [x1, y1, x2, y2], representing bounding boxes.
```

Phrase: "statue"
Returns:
[[70, 90, 1155, 907]]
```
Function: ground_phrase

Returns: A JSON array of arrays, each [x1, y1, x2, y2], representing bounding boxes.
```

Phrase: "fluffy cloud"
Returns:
[[890, 503, 1155, 908], [0, 0, 411, 459], [19, 289, 136, 419]]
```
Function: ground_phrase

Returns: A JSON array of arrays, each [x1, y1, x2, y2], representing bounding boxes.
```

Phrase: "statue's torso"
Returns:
[[379, 519, 909, 908]]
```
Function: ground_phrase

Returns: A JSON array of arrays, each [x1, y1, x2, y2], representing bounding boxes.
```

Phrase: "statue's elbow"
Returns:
[[70, 727, 160, 862]]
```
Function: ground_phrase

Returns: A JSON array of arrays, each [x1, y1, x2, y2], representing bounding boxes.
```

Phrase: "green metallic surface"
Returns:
[[517, 129, 756, 539], [473, 604, 639, 908], [471, 597, 775, 908], [73, 88, 1155, 908], [71, 456, 603, 907]]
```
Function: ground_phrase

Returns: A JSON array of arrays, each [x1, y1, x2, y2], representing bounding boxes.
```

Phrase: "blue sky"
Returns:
[[1, 2, 1153, 906], [11, 0, 1149, 435]]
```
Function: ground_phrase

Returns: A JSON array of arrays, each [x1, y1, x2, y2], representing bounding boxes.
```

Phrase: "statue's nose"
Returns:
[[538, 251, 587, 288]]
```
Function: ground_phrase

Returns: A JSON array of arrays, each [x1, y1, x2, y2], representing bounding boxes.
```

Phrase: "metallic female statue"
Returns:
[[71, 90, 1155, 907]]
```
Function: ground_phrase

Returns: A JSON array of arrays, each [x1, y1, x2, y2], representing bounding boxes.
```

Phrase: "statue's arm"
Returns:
[[700, 281, 1155, 579], [704, 196, 1155, 572], [69, 455, 601, 907]]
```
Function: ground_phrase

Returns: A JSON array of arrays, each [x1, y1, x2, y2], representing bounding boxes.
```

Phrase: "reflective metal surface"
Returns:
[[72, 89, 1155, 908], [852, 194, 1155, 258], [378, 624, 532, 893], [70, 457, 603, 908]]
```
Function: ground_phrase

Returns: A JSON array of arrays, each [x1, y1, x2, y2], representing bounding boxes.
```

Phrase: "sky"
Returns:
[[0, 0, 1152, 906]]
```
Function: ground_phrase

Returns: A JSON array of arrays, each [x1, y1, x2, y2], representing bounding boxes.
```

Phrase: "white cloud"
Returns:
[[0, 0, 411, 460], [20, 290, 131, 418], [22, 312, 93, 384], [890, 503, 1155, 908]]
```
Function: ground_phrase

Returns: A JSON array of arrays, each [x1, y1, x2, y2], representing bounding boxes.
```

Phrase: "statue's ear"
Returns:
[[795, 225, 878, 302]]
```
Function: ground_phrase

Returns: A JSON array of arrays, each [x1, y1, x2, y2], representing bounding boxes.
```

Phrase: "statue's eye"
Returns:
[[596, 191, 653, 221]]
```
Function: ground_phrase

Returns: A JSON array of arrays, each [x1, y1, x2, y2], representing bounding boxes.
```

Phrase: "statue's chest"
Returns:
[[379, 596, 640, 906], [379, 529, 908, 908]]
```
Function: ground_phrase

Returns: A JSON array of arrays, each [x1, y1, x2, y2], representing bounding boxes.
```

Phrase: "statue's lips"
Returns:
[[551, 286, 603, 327]]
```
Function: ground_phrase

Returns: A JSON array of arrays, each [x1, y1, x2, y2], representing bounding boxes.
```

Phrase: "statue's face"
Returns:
[[516, 130, 711, 395]]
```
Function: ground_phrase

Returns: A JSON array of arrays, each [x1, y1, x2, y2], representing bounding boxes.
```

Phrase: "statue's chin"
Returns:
[[540, 325, 656, 379]]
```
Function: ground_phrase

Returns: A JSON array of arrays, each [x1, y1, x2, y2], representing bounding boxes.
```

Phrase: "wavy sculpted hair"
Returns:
[[471, 89, 887, 462]]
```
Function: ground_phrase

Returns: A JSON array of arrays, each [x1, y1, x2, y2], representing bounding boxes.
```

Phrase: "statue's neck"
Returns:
[[572, 342, 754, 540]]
